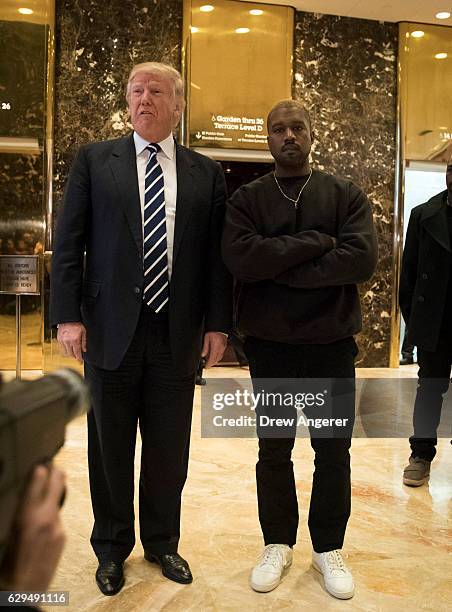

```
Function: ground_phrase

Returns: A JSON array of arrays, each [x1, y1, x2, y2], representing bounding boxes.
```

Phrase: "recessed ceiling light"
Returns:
[[436, 11, 451, 19], [411, 30, 425, 38], [200, 4, 214, 12], [435, 52, 448, 59], [235, 28, 250, 34], [190, 26, 200, 33], [249, 9, 263, 15], [18, 7, 33, 14]]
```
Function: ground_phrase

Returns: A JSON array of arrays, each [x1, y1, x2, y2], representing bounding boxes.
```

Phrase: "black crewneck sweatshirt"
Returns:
[[222, 170, 378, 344]]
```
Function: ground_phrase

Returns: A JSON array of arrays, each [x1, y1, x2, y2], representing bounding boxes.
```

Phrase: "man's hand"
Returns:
[[57, 322, 87, 363], [201, 332, 228, 368], [10, 465, 66, 592]]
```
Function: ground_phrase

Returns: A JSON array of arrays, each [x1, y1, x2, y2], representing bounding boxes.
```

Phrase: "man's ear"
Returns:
[[173, 108, 181, 128], [310, 129, 315, 144], [173, 99, 185, 128]]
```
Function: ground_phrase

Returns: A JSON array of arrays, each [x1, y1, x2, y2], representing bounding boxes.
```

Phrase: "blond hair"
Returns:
[[126, 62, 184, 103]]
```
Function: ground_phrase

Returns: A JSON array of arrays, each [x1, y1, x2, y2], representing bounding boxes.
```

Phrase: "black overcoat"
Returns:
[[399, 190, 450, 352]]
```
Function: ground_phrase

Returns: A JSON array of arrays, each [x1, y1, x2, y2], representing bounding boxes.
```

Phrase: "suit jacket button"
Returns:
[[134, 286, 141, 294], [418, 295, 425, 302], [421, 273, 428, 280]]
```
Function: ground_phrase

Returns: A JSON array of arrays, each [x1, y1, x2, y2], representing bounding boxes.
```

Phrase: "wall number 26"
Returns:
[[1, 102, 11, 110]]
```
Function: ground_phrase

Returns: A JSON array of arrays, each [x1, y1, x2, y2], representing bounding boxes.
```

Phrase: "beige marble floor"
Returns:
[[5, 366, 452, 611], [0, 311, 43, 370]]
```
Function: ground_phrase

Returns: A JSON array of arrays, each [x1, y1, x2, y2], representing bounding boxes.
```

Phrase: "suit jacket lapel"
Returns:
[[173, 144, 197, 265], [109, 133, 143, 255], [421, 191, 450, 253]]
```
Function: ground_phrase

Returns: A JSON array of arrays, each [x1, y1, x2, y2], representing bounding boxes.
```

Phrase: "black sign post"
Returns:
[[0, 255, 41, 379]]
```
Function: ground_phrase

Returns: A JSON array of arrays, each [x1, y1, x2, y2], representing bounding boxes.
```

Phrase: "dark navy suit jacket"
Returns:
[[51, 133, 232, 375]]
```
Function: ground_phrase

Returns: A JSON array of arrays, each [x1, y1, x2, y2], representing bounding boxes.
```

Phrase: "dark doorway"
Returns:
[[218, 160, 273, 366], [221, 160, 273, 197]]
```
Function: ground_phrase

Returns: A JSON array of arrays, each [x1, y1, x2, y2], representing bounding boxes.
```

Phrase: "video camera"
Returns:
[[0, 369, 89, 567]]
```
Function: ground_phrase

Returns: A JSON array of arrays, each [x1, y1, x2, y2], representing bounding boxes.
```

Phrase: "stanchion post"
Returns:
[[16, 294, 21, 380]]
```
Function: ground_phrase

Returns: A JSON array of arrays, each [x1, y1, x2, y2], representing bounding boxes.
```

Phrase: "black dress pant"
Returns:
[[244, 336, 357, 553], [401, 327, 415, 357], [410, 345, 452, 461], [85, 306, 196, 562]]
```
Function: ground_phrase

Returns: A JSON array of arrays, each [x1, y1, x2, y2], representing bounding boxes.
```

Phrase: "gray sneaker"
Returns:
[[403, 457, 431, 486]]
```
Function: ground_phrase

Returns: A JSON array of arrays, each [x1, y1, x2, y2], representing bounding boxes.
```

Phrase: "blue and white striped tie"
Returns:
[[143, 144, 169, 312]]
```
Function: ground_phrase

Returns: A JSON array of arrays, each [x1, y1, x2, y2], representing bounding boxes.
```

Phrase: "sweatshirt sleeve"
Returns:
[[204, 163, 233, 334], [221, 185, 335, 283], [274, 183, 378, 288]]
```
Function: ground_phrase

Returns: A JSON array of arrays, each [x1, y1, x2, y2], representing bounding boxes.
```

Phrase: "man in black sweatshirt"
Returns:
[[222, 100, 378, 599]]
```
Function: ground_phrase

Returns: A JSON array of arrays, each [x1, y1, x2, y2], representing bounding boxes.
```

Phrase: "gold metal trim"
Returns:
[[42, 0, 56, 372], [182, 0, 294, 156], [44, 0, 56, 253], [191, 147, 274, 162], [286, 6, 294, 100], [389, 23, 409, 368], [181, 0, 192, 147]]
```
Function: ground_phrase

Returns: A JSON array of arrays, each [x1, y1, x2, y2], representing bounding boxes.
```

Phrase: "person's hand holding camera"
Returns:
[[8, 464, 66, 592]]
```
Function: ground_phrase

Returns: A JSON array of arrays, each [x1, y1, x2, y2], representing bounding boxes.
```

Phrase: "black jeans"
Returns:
[[244, 336, 357, 553], [85, 306, 196, 562], [410, 346, 452, 461]]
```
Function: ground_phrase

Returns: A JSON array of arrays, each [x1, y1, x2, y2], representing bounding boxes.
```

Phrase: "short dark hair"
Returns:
[[267, 99, 312, 131]]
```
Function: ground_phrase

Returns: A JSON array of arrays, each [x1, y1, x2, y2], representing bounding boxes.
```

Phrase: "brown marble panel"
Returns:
[[294, 12, 398, 367], [0, 20, 47, 370], [53, 0, 182, 218]]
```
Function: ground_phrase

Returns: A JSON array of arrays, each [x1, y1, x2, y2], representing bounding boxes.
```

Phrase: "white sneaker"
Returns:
[[249, 544, 293, 592], [312, 550, 355, 599]]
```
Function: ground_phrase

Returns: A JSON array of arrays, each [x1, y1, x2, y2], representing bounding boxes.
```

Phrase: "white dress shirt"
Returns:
[[133, 131, 177, 279]]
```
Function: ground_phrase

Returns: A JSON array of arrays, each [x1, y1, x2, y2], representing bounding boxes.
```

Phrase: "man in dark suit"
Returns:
[[399, 154, 452, 486], [50, 62, 231, 595]]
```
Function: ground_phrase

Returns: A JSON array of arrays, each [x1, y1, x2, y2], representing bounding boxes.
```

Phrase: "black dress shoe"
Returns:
[[95, 561, 125, 595], [145, 552, 193, 584], [400, 354, 414, 365]]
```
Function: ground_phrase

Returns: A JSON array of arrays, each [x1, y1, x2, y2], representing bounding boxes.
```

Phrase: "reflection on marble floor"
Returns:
[[0, 310, 42, 370], [5, 367, 451, 611]]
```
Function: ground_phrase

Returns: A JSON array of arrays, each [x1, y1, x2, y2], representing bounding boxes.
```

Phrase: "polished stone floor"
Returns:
[[6, 366, 452, 611], [0, 311, 42, 370]]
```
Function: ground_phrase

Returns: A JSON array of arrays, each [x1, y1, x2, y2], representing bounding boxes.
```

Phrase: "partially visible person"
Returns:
[[0, 465, 66, 602], [195, 357, 207, 386], [399, 153, 452, 486], [5, 238, 15, 254], [222, 99, 377, 599], [15, 234, 31, 255], [22, 232, 35, 253], [229, 330, 248, 368], [33, 240, 44, 255], [400, 325, 415, 365]]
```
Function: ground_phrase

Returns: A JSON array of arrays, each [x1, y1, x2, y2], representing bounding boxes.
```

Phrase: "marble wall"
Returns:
[[52, 4, 397, 366], [53, 0, 182, 214], [0, 21, 47, 368], [294, 12, 398, 366], [0, 21, 46, 242]]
